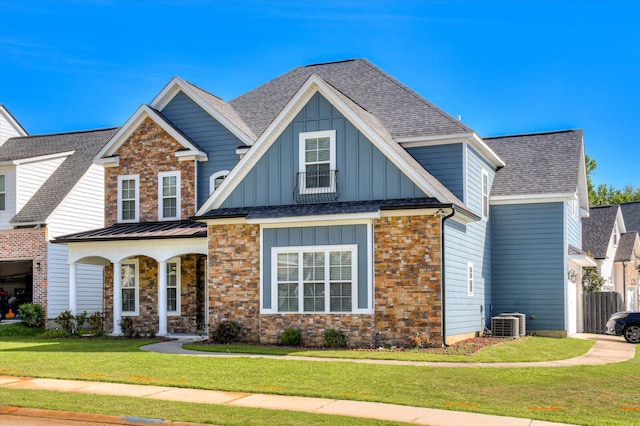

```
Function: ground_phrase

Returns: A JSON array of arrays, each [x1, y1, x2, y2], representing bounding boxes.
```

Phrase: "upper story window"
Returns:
[[209, 170, 230, 194], [613, 223, 619, 247], [298, 130, 336, 194], [0, 174, 5, 210], [467, 262, 474, 296], [158, 171, 181, 221], [481, 170, 489, 219], [117, 175, 139, 223]]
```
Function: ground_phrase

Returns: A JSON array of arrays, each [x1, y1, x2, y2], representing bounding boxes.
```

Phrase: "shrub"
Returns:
[[88, 311, 104, 335], [18, 303, 43, 328], [75, 311, 88, 331], [409, 331, 432, 349], [55, 310, 76, 335], [324, 328, 346, 348], [280, 327, 302, 346], [119, 317, 139, 338], [41, 329, 70, 339], [212, 320, 242, 344]]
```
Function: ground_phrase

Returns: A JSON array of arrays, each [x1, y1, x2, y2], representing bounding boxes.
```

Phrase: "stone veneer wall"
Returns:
[[0, 227, 48, 317], [207, 216, 443, 348], [104, 254, 205, 334], [374, 215, 443, 347], [104, 117, 196, 227]]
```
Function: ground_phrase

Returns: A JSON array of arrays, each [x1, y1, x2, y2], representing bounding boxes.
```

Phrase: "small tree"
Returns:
[[582, 267, 606, 292]]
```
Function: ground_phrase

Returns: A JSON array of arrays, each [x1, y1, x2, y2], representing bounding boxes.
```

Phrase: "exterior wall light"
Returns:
[[568, 269, 577, 283]]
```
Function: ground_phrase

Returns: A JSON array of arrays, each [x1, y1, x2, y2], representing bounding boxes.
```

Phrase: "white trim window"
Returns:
[[158, 171, 181, 221], [166, 258, 181, 315], [613, 223, 619, 247], [273, 245, 356, 313], [121, 260, 139, 316], [117, 175, 139, 223], [467, 262, 474, 296], [0, 174, 5, 210], [209, 170, 230, 194], [298, 130, 336, 194], [481, 169, 489, 219]]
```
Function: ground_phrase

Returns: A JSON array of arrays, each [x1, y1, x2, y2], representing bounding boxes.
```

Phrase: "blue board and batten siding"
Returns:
[[406, 144, 464, 201], [491, 202, 565, 331], [262, 225, 369, 310], [443, 145, 494, 336], [221, 93, 426, 208], [160, 91, 244, 208]]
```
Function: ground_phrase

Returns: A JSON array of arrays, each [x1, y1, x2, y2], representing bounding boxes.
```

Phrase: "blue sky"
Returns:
[[1, 0, 638, 189]]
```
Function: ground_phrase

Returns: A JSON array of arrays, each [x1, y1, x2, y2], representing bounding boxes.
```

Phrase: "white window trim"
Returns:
[[209, 170, 230, 194], [166, 257, 181, 316], [121, 259, 139, 316], [481, 169, 489, 220], [117, 174, 139, 223], [613, 223, 619, 247], [467, 262, 474, 296], [158, 171, 181, 221], [270, 244, 358, 314], [0, 174, 5, 211], [298, 130, 336, 194]]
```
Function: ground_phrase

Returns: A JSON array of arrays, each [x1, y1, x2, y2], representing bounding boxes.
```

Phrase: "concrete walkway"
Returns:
[[1, 334, 634, 425], [141, 333, 635, 368]]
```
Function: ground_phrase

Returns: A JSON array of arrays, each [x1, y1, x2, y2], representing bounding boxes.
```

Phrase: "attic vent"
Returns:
[[499, 312, 526, 337], [491, 316, 519, 338]]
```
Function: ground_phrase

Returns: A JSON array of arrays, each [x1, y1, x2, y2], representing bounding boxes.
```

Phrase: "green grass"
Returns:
[[1, 323, 638, 426], [183, 336, 594, 362], [0, 389, 405, 426]]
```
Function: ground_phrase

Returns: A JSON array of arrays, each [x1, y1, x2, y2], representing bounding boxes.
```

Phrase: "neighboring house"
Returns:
[[0, 125, 118, 321], [56, 59, 590, 345], [583, 204, 640, 311]]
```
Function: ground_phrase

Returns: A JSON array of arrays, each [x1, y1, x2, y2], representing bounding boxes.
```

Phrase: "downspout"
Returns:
[[622, 262, 627, 309], [440, 207, 455, 347]]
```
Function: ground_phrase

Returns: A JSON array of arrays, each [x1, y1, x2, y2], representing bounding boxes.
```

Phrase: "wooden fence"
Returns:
[[583, 291, 623, 334]]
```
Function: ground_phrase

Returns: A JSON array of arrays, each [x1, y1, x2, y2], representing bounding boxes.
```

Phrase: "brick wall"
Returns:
[[103, 254, 206, 334], [0, 227, 48, 317], [104, 117, 196, 226], [207, 216, 443, 348]]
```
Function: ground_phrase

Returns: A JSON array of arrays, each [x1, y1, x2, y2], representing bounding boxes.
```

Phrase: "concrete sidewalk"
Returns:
[[1, 376, 574, 426], [141, 333, 635, 368], [1, 334, 633, 426]]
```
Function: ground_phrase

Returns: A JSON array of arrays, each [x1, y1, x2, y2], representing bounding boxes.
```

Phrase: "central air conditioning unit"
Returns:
[[499, 312, 526, 337], [491, 316, 519, 338]]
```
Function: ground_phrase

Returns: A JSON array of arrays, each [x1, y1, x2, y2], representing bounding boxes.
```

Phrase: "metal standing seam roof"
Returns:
[[485, 130, 584, 197], [582, 205, 620, 259], [0, 128, 119, 224], [54, 220, 207, 243], [229, 59, 473, 140]]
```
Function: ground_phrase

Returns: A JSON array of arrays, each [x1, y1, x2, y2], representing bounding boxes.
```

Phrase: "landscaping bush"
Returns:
[[280, 327, 302, 346], [75, 310, 88, 332], [119, 317, 139, 338], [18, 303, 43, 328], [212, 320, 241, 344], [324, 328, 346, 347], [409, 331, 432, 349], [88, 311, 104, 336], [55, 310, 76, 335]]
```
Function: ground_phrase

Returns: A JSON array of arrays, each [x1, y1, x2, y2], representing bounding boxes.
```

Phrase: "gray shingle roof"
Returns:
[[582, 205, 619, 259], [620, 201, 640, 233], [230, 59, 472, 140], [615, 231, 638, 262], [0, 128, 119, 224], [485, 130, 583, 197]]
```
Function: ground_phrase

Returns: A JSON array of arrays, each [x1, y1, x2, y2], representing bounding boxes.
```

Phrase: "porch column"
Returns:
[[112, 261, 122, 335], [68, 263, 77, 315], [157, 261, 168, 337]]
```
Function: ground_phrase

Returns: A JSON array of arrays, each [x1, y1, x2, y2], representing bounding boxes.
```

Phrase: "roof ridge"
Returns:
[[485, 129, 581, 140], [303, 59, 359, 67], [183, 80, 225, 102], [359, 59, 473, 133]]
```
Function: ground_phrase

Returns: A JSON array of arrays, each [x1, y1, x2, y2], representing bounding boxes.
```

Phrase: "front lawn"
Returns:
[[1, 323, 638, 426]]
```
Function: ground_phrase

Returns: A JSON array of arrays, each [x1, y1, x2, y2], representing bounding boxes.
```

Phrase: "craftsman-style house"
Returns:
[[56, 60, 590, 345]]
